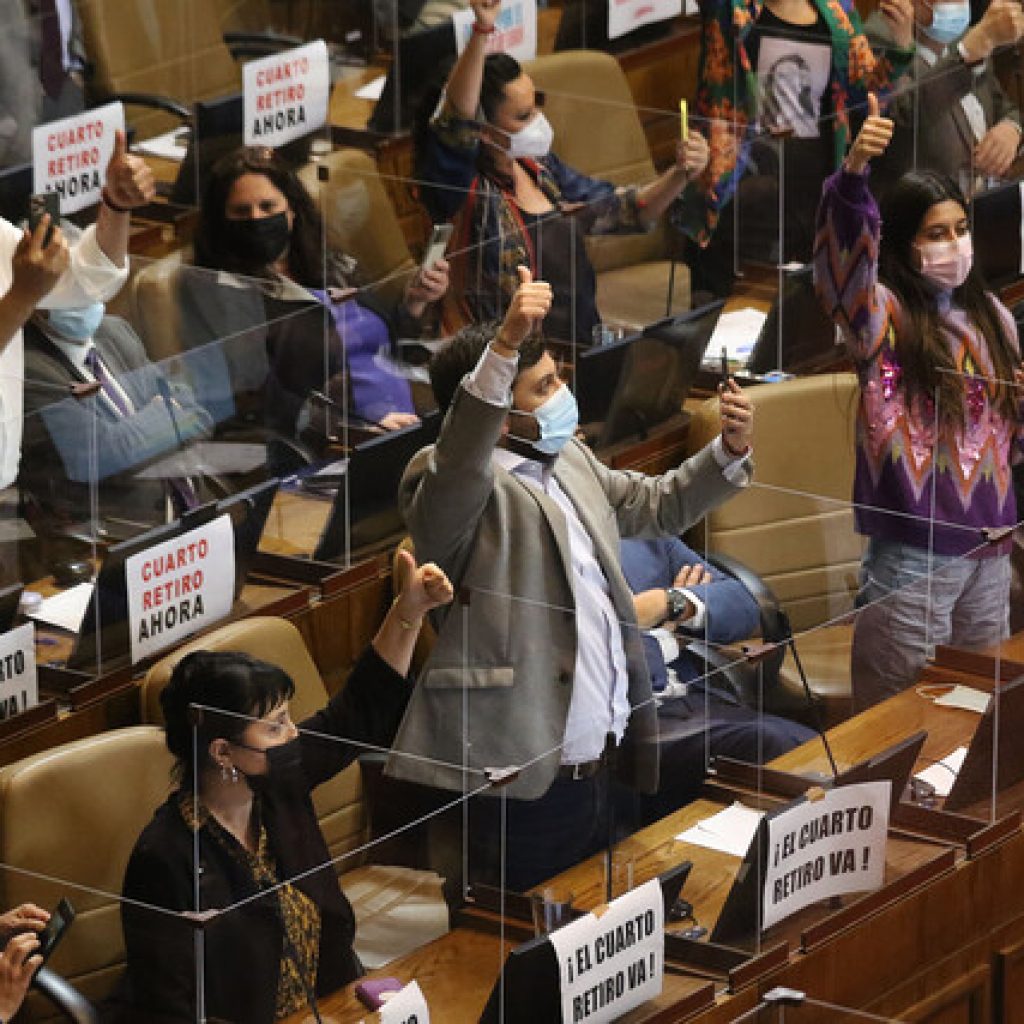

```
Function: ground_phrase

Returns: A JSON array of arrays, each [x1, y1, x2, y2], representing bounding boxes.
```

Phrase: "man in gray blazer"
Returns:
[[386, 271, 754, 890], [868, 0, 1024, 194]]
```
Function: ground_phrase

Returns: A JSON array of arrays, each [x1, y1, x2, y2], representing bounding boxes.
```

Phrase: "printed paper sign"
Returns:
[[547, 879, 663, 1024], [0, 624, 37, 721], [453, 0, 537, 61], [243, 39, 330, 148], [762, 781, 889, 931], [379, 980, 429, 1023], [32, 102, 125, 214], [608, 0, 681, 40], [126, 514, 235, 663]]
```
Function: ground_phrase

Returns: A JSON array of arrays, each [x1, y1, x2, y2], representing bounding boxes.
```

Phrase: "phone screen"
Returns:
[[421, 224, 453, 270], [29, 193, 60, 247], [37, 898, 74, 962]]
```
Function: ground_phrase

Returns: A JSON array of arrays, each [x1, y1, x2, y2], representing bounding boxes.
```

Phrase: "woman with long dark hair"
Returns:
[[814, 94, 1023, 711], [414, 0, 709, 342], [190, 146, 449, 438]]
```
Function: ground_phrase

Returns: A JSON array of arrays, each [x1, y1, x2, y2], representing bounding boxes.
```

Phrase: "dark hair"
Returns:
[[414, 53, 525, 199], [429, 321, 546, 413], [193, 146, 326, 286], [160, 650, 296, 786], [879, 170, 1018, 423]]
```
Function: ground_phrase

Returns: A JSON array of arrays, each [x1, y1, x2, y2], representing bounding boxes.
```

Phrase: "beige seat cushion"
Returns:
[[0, 727, 173, 1022], [595, 258, 691, 332]]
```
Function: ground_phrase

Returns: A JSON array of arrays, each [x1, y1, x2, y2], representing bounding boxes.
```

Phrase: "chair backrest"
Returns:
[[524, 50, 666, 272], [139, 616, 369, 872], [684, 373, 864, 632], [78, 0, 241, 139], [298, 148, 416, 310], [0, 726, 173, 1022]]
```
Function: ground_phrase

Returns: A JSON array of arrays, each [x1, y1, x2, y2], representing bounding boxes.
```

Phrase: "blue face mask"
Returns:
[[530, 384, 579, 455], [47, 302, 105, 342], [928, 1, 970, 44]]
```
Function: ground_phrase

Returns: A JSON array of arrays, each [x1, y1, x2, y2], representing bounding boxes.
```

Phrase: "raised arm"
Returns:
[[813, 92, 894, 362]]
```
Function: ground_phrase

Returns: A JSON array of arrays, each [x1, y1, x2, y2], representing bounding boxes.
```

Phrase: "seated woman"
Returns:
[[186, 146, 449, 441], [415, 0, 709, 343], [677, 0, 916, 298], [120, 553, 454, 1023]]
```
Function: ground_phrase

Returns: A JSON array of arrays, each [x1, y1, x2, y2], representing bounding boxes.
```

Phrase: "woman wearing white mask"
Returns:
[[814, 94, 1024, 711], [414, 0, 709, 343]]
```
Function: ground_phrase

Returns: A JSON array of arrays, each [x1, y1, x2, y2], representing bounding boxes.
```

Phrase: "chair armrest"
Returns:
[[33, 966, 100, 1024], [105, 92, 193, 124], [223, 29, 305, 48]]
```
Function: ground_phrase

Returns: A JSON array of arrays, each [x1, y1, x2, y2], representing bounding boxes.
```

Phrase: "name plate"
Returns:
[[763, 781, 890, 930], [32, 102, 125, 214], [126, 514, 235, 663], [0, 624, 37, 720], [548, 879, 663, 1024], [243, 40, 330, 148]]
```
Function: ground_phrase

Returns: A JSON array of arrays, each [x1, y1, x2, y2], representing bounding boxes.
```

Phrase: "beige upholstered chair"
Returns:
[[525, 49, 690, 328], [685, 373, 864, 724], [78, 0, 241, 140], [0, 727, 173, 1022], [139, 615, 448, 966]]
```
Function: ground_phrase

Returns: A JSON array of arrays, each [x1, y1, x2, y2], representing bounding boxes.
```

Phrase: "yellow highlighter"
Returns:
[[679, 99, 688, 141]]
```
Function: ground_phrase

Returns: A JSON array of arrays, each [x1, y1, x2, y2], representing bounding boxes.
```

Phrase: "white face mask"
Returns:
[[505, 112, 554, 159], [914, 234, 973, 290]]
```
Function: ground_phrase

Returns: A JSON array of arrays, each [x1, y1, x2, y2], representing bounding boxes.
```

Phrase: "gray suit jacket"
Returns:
[[20, 316, 212, 529], [866, 14, 1021, 188], [385, 382, 750, 800]]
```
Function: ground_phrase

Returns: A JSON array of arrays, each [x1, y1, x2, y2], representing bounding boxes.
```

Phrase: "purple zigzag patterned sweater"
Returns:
[[813, 167, 1022, 557]]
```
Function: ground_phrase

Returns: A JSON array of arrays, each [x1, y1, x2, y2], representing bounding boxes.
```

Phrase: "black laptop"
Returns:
[[576, 300, 724, 449]]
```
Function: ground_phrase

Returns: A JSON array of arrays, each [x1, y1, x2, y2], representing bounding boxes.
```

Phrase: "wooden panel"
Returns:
[[994, 935, 1024, 1024], [898, 965, 990, 1024]]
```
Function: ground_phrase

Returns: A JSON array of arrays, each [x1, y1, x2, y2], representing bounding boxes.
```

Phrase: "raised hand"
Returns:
[[719, 378, 753, 456], [104, 129, 155, 210], [845, 93, 894, 175], [495, 265, 553, 351]]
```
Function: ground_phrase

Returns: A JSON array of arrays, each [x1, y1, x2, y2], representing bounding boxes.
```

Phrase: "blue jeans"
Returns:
[[851, 538, 1011, 711]]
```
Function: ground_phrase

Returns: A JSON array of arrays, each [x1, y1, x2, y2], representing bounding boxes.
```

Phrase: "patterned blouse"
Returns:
[[813, 167, 1022, 557], [179, 794, 321, 1020], [676, 0, 914, 244]]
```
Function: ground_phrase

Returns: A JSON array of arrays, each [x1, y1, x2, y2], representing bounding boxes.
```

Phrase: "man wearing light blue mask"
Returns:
[[867, 0, 1024, 191], [387, 268, 755, 892], [20, 288, 213, 556]]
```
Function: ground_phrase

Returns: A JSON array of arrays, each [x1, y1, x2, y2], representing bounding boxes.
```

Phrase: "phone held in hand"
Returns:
[[28, 193, 60, 247], [421, 223, 453, 271], [36, 897, 75, 966]]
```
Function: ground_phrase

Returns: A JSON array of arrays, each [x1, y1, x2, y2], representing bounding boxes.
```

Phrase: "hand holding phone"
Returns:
[[35, 898, 74, 965]]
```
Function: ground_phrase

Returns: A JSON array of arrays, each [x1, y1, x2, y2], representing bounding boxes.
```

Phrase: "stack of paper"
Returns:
[[676, 801, 764, 857]]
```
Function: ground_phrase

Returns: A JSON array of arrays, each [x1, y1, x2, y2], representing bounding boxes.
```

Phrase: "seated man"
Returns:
[[620, 536, 814, 825], [20, 295, 214, 555]]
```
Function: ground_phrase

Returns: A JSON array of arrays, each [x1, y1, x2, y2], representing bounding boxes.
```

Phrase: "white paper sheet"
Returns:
[[914, 746, 968, 798], [27, 582, 94, 634], [933, 685, 991, 714], [355, 74, 387, 101], [132, 128, 190, 162], [676, 801, 764, 858]]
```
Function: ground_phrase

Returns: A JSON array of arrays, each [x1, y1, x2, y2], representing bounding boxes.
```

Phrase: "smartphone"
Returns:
[[719, 345, 730, 388], [420, 223, 453, 271], [29, 192, 60, 247], [355, 976, 404, 1010], [36, 897, 75, 964]]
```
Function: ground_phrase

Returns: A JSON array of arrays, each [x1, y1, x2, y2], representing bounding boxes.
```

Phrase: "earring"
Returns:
[[230, 765, 239, 784], [220, 762, 239, 783]]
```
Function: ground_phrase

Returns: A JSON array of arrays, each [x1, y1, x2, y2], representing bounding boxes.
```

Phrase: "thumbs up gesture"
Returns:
[[495, 265, 553, 351], [845, 93, 894, 176], [103, 129, 156, 211]]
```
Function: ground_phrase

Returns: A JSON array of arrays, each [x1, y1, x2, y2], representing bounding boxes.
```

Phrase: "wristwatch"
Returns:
[[665, 587, 688, 621]]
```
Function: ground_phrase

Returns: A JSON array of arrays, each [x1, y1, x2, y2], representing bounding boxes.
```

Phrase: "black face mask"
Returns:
[[222, 211, 291, 268], [239, 736, 304, 795]]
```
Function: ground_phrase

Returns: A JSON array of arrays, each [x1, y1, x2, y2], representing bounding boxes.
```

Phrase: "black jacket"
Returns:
[[119, 645, 411, 1024]]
